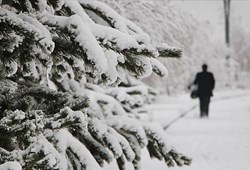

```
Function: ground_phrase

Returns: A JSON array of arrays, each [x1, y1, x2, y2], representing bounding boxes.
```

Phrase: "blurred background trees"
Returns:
[[102, 0, 250, 94]]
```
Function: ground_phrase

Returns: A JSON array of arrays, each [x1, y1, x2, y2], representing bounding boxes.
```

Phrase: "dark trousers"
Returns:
[[199, 97, 210, 117]]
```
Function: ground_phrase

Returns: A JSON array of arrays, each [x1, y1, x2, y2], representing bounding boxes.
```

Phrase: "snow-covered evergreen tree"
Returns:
[[0, 0, 191, 169]]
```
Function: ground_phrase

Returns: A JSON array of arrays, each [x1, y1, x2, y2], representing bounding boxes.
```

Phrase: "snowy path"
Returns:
[[142, 90, 250, 170]]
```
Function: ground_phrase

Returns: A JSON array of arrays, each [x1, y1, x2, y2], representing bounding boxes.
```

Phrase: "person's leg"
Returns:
[[199, 97, 205, 118], [204, 97, 210, 117], [200, 97, 211, 118]]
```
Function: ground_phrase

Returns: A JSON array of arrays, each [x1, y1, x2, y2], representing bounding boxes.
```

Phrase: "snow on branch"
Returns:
[[144, 123, 191, 167], [38, 12, 108, 73], [157, 44, 182, 58], [0, 8, 54, 54], [106, 115, 148, 148], [150, 58, 169, 77], [79, 0, 129, 33], [0, 162, 22, 170], [64, 0, 94, 23]]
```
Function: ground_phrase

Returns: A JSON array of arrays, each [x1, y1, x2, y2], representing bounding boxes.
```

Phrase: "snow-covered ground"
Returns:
[[142, 89, 250, 170]]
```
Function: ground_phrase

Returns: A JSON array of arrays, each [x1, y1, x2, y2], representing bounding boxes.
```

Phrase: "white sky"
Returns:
[[169, 0, 250, 41]]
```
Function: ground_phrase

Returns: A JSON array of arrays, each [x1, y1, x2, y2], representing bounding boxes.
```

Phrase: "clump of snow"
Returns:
[[5, 60, 18, 77], [52, 107, 87, 132], [39, 12, 108, 74], [19, 13, 55, 53], [79, 0, 130, 33], [106, 116, 148, 148], [86, 89, 127, 117], [0, 162, 22, 170], [89, 118, 123, 159], [150, 58, 169, 77], [64, 0, 94, 23], [89, 23, 156, 56]]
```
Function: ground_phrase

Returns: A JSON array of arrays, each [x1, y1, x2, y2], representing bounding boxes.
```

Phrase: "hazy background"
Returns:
[[170, 0, 250, 42], [101, 0, 250, 94]]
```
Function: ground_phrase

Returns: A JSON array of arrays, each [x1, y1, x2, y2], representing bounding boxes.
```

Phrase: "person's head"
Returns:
[[202, 64, 207, 71]]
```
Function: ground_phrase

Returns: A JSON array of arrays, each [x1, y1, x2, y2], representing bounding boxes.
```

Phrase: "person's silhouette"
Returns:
[[194, 64, 215, 118]]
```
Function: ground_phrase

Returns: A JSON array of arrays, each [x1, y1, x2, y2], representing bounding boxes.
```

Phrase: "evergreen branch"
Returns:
[[0, 82, 90, 114], [146, 140, 164, 160], [77, 133, 113, 166], [47, 0, 64, 11], [119, 56, 149, 78], [67, 147, 86, 169], [80, 2, 114, 28], [169, 149, 192, 166], [157, 47, 182, 58], [122, 48, 156, 58], [65, 97, 89, 111], [98, 37, 156, 59], [116, 155, 126, 170], [52, 37, 85, 59], [143, 124, 192, 167]]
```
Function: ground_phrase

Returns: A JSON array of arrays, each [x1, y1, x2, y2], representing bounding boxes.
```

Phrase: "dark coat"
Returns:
[[194, 71, 215, 97]]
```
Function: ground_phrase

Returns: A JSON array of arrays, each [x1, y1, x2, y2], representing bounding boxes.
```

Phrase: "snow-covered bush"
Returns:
[[0, 0, 191, 169]]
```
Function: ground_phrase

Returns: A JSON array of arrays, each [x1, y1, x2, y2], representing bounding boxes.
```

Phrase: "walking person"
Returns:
[[194, 64, 215, 118]]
